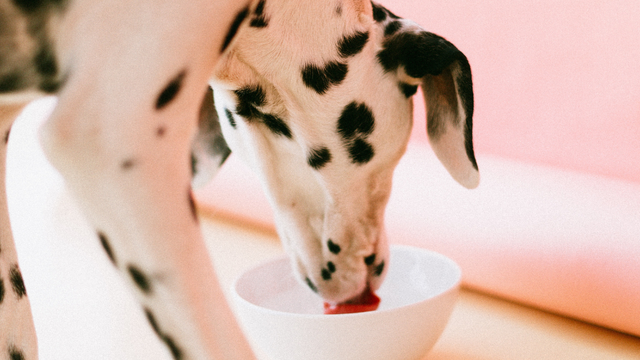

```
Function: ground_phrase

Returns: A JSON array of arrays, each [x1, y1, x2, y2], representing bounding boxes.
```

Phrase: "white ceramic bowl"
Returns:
[[233, 245, 461, 360]]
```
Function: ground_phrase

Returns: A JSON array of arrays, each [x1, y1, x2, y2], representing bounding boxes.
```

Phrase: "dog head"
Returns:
[[209, 0, 478, 304]]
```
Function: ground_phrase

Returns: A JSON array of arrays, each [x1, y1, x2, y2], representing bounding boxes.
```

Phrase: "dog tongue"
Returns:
[[323, 287, 381, 315]]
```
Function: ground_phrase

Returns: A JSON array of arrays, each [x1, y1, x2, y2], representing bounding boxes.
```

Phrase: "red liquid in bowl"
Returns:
[[323, 287, 381, 315]]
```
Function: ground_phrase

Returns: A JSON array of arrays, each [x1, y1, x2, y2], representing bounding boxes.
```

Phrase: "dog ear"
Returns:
[[191, 86, 232, 188], [379, 29, 479, 188], [419, 33, 478, 189]]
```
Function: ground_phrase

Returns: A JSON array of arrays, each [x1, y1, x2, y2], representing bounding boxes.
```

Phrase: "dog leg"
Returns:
[[40, 83, 254, 360], [38, 1, 256, 359], [0, 104, 38, 360]]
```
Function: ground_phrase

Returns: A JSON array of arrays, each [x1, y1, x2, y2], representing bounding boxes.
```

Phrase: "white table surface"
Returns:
[[7, 98, 640, 359]]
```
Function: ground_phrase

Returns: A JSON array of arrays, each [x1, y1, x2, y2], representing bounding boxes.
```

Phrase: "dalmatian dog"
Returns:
[[209, 0, 478, 303], [0, 0, 477, 359]]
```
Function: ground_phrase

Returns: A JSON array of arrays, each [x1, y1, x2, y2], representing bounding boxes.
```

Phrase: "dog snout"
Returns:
[[294, 233, 390, 304]]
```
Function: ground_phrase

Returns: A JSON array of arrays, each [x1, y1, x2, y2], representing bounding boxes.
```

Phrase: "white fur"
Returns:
[[1, 0, 477, 358], [210, 0, 477, 303], [1, 1, 256, 359]]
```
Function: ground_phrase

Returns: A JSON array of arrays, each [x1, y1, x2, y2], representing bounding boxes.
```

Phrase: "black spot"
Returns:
[[98, 231, 116, 264], [371, 2, 387, 22], [221, 6, 249, 53], [321, 268, 332, 281], [128, 265, 152, 294], [250, 0, 269, 28], [338, 31, 369, 58], [162, 335, 183, 360], [8, 346, 24, 360], [41, 65, 68, 94], [261, 113, 292, 138], [377, 31, 462, 78], [121, 158, 136, 170], [327, 239, 341, 255], [188, 189, 198, 222], [34, 42, 63, 93], [373, 261, 385, 276], [376, 47, 397, 73], [327, 261, 336, 273], [337, 102, 375, 140], [384, 21, 402, 37], [364, 254, 376, 265], [234, 85, 266, 118], [144, 308, 182, 359], [337, 102, 376, 164], [191, 153, 198, 176], [234, 86, 291, 138], [235, 86, 266, 107], [371, 2, 400, 22], [0, 277, 5, 304], [34, 43, 57, 77], [254, 0, 266, 15], [0, 72, 23, 93], [11, 0, 48, 12], [3, 128, 11, 145], [301, 61, 348, 94], [348, 138, 375, 164], [305, 277, 318, 293], [235, 104, 260, 121], [399, 82, 418, 97], [156, 70, 187, 110], [308, 147, 332, 170], [9, 265, 26, 298], [224, 108, 237, 128], [11, 0, 66, 12], [39, 78, 63, 93], [144, 308, 162, 337]]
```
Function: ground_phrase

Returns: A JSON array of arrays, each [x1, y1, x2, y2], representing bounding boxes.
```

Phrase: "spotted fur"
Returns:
[[338, 31, 369, 58], [0, 0, 477, 358], [307, 147, 332, 169], [156, 70, 187, 110], [301, 61, 349, 94], [0, 275, 5, 304], [1, 0, 256, 359], [250, 0, 269, 28], [98, 231, 117, 264], [221, 6, 250, 53], [128, 265, 152, 294], [8, 346, 25, 360], [9, 266, 26, 299], [212, 0, 478, 303]]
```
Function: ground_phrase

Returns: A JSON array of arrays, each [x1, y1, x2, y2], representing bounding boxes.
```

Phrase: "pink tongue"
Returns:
[[323, 287, 381, 315]]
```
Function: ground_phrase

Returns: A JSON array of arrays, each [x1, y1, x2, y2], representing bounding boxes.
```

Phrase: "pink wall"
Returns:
[[387, 0, 640, 183]]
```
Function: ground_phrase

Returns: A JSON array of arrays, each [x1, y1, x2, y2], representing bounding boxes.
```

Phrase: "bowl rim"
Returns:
[[232, 244, 462, 319]]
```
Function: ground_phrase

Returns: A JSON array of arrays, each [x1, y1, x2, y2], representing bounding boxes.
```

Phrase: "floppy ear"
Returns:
[[420, 33, 479, 189], [378, 29, 479, 188]]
